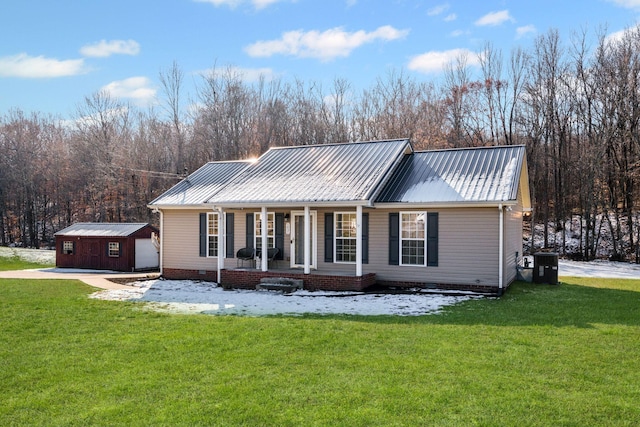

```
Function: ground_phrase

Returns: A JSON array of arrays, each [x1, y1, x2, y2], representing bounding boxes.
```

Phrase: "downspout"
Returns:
[[499, 204, 504, 295]]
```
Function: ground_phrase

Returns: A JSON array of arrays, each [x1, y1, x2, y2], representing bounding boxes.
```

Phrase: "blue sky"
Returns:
[[1, 0, 638, 118]]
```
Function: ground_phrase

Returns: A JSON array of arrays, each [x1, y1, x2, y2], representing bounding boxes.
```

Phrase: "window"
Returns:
[[335, 212, 357, 263], [207, 212, 219, 257], [62, 241, 74, 255], [400, 212, 426, 266], [254, 212, 275, 250], [108, 242, 120, 257]]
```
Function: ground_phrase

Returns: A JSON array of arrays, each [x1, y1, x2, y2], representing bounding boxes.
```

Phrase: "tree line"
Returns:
[[1, 26, 640, 261]]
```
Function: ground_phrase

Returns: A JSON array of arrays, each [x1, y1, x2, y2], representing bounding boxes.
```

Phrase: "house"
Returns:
[[55, 223, 159, 272], [148, 139, 531, 294]]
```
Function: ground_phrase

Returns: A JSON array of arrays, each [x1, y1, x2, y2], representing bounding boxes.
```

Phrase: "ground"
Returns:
[[3, 247, 640, 316]]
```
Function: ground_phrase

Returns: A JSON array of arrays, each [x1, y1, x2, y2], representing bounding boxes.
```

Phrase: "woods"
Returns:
[[2, 26, 640, 260]]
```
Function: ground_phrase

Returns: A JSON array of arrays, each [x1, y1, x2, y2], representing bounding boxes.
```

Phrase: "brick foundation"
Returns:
[[162, 268, 507, 294], [375, 279, 510, 294], [221, 269, 377, 291]]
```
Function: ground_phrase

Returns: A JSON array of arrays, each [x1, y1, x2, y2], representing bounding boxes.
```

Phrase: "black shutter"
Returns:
[[119, 241, 123, 257], [389, 213, 399, 265], [427, 212, 439, 266], [225, 213, 235, 258], [324, 213, 334, 262], [362, 213, 369, 264], [275, 213, 285, 260], [246, 213, 254, 248], [199, 213, 207, 257]]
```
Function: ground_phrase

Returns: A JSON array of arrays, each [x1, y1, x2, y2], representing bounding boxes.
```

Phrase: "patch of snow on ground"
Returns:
[[559, 260, 640, 279], [90, 279, 480, 317], [0, 247, 55, 264]]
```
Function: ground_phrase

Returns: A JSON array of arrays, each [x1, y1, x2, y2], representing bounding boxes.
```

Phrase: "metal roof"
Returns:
[[54, 223, 153, 237], [376, 145, 527, 204], [207, 139, 411, 205], [149, 161, 251, 206]]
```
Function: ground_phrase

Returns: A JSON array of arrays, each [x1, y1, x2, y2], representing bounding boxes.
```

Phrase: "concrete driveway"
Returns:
[[0, 268, 160, 290]]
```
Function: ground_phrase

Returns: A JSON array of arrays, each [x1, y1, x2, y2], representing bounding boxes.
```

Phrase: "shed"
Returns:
[[54, 223, 159, 271]]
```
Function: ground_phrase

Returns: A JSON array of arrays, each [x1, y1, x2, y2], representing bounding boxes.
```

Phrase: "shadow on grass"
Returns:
[[302, 280, 640, 328]]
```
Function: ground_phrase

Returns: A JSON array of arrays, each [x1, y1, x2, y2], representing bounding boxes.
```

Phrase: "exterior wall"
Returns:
[[160, 206, 516, 292], [363, 208, 500, 288], [56, 236, 134, 271], [503, 185, 525, 286], [162, 210, 218, 272]]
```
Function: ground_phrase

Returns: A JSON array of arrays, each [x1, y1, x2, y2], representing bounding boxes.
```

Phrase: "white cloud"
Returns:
[[101, 77, 156, 105], [245, 25, 409, 61], [444, 13, 457, 22], [0, 53, 87, 78], [475, 10, 515, 26], [606, 24, 640, 44], [194, 0, 289, 9], [607, 0, 640, 8], [516, 25, 537, 39], [450, 29, 468, 38], [427, 4, 449, 16], [80, 39, 140, 58], [408, 48, 480, 74]]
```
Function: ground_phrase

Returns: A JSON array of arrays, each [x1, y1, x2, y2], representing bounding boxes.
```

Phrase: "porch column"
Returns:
[[217, 208, 224, 283], [356, 205, 363, 277], [261, 206, 268, 272], [304, 205, 311, 274]]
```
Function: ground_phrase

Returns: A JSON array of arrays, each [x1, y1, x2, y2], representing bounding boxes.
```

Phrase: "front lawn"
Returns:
[[0, 256, 53, 271], [1, 277, 639, 426]]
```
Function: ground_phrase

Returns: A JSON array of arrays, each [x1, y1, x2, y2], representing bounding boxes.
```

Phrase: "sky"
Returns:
[[1, 0, 639, 119]]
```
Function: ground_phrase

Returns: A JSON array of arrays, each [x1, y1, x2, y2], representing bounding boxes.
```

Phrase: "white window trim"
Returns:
[[207, 212, 219, 258], [254, 212, 275, 250], [399, 211, 427, 267], [63, 241, 74, 255], [108, 242, 120, 258], [334, 211, 357, 264]]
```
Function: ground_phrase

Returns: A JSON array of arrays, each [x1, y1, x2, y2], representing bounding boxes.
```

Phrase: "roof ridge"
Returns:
[[413, 144, 525, 154], [267, 138, 410, 151]]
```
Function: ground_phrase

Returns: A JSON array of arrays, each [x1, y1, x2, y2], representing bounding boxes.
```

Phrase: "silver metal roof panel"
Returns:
[[376, 145, 526, 204], [54, 223, 152, 237], [207, 139, 411, 205], [149, 161, 251, 206]]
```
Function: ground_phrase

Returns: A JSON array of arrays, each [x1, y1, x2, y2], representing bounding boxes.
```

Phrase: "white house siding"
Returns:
[[162, 210, 217, 271]]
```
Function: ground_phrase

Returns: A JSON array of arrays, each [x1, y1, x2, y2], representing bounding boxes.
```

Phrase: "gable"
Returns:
[[207, 139, 411, 206], [375, 145, 528, 206]]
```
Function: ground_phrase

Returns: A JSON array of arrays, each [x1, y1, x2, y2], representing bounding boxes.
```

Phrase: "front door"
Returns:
[[290, 211, 317, 269]]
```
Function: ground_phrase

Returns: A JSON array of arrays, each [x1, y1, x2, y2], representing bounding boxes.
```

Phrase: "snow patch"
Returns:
[[89, 279, 480, 317]]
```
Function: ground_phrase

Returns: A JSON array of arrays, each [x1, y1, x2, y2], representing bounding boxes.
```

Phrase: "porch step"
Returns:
[[256, 277, 303, 293]]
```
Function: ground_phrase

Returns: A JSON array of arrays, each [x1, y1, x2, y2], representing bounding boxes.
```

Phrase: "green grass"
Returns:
[[0, 252, 54, 271], [1, 277, 639, 426]]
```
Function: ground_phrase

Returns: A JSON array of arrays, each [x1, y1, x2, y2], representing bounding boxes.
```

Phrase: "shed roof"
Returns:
[[207, 139, 411, 206], [149, 160, 250, 206], [54, 223, 153, 237], [376, 145, 528, 205]]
